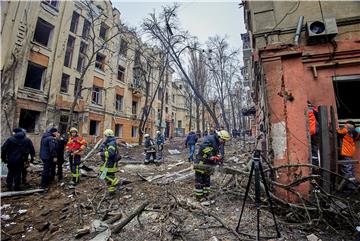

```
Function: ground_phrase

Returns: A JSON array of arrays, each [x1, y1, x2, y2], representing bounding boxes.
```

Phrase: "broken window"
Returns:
[[134, 49, 141, 65], [91, 86, 102, 105], [99, 22, 108, 40], [64, 35, 75, 67], [117, 65, 125, 81], [333, 75, 360, 120], [33, 18, 54, 47], [82, 19, 91, 40], [115, 124, 123, 137], [165, 107, 168, 113], [131, 126, 137, 137], [74, 78, 82, 98], [24, 62, 46, 90], [165, 92, 169, 104], [119, 39, 128, 56], [157, 109, 161, 120], [133, 67, 143, 87], [19, 109, 40, 133], [60, 73, 70, 93], [158, 88, 163, 100], [43, 0, 59, 9], [77, 42, 87, 72], [172, 94, 175, 103], [115, 95, 123, 112], [70, 11, 80, 33], [132, 101, 137, 116], [95, 53, 105, 71], [58, 115, 69, 133], [178, 120, 182, 128], [89, 120, 100, 135]]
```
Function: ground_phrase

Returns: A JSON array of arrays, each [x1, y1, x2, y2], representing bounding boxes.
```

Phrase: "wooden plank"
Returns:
[[318, 106, 331, 193], [330, 106, 338, 187]]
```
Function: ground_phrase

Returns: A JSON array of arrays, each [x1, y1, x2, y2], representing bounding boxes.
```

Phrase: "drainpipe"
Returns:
[[294, 16, 304, 46]]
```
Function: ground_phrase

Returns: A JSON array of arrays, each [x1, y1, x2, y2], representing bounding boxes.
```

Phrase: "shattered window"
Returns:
[[95, 53, 106, 71], [132, 101, 138, 115], [70, 11, 80, 33], [24, 62, 46, 90], [19, 109, 40, 133], [119, 39, 128, 56], [89, 120, 99, 135], [43, 0, 58, 9], [77, 42, 87, 72], [91, 86, 102, 105], [82, 19, 91, 40], [131, 126, 137, 137], [115, 95, 123, 112], [60, 73, 70, 93], [117, 65, 125, 82], [64, 35, 75, 67], [115, 124, 123, 137], [99, 22, 108, 40], [33, 18, 54, 47]]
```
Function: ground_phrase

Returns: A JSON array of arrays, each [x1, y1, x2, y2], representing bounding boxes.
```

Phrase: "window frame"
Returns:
[[60, 73, 70, 93], [95, 53, 106, 71], [24, 61, 46, 90], [91, 85, 102, 105], [70, 11, 80, 34], [33, 17, 54, 48], [64, 35, 76, 67]]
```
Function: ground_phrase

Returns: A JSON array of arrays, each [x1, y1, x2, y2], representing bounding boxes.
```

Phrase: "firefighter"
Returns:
[[1, 128, 30, 191], [39, 128, 59, 190], [194, 130, 231, 201], [144, 134, 156, 164], [337, 120, 358, 191], [65, 127, 87, 185], [98, 129, 119, 194], [155, 130, 165, 159], [308, 101, 319, 166]]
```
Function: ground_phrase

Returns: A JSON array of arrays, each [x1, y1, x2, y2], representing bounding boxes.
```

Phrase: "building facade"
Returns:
[[243, 1, 360, 200], [1, 0, 186, 148]]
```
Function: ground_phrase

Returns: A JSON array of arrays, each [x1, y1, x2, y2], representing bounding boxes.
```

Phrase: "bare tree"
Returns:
[[66, 1, 128, 130], [206, 35, 239, 131], [142, 5, 220, 128]]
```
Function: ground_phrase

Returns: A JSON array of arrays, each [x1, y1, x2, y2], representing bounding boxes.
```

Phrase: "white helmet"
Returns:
[[104, 129, 114, 137], [144, 134, 150, 138], [156, 130, 160, 134]]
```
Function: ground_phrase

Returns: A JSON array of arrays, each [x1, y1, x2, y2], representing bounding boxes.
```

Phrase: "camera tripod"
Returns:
[[235, 150, 281, 240]]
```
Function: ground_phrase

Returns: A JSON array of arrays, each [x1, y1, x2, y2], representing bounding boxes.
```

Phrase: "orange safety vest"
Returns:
[[65, 136, 87, 155], [337, 128, 356, 158], [308, 106, 318, 136]]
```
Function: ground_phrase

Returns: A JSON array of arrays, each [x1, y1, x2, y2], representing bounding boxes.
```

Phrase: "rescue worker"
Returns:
[[98, 129, 119, 194], [155, 130, 165, 159], [185, 130, 198, 162], [39, 128, 59, 190], [308, 101, 319, 166], [53, 131, 68, 182], [337, 120, 358, 191], [20, 129, 35, 186], [2, 128, 28, 191], [65, 127, 87, 185], [194, 130, 231, 201], [144, 133, 157, 164]]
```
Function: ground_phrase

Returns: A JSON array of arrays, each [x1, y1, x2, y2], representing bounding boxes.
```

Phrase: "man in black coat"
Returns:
[[1, 128, 28, 191], [39, 128, 59, 189], [51, 132, 67, 182], [20, 129, 35, 185]]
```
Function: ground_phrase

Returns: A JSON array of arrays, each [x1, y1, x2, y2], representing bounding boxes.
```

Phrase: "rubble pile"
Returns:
[[1, 138, 357, 241]]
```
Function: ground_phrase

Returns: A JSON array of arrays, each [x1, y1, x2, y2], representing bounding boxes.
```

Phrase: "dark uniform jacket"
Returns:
[[1, 132, 27, 165], [185, 132, 198, 146], [39, 132, 58, 160], [100, 137, 117, 168], [195, 134, 220, 165], [144, 138, 155, 149]]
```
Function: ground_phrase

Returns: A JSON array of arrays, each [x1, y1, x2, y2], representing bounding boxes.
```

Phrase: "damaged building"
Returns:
[[0, 0, 200, 148], [242, 1, 360, 200]]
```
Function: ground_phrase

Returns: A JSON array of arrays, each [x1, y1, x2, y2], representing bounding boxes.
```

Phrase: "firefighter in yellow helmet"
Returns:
[[98, 129, 120, 194], [65, 127, 87, 185], [193, 130, 231, 201]]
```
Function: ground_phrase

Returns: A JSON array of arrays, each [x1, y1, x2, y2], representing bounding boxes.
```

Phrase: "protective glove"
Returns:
[[209, 155, 221, 162]]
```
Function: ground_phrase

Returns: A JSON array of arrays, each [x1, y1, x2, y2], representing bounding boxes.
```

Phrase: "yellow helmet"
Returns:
[[69, 127, 78, 133], [104, 129, 114, 137], [216, 130, 231, 141]]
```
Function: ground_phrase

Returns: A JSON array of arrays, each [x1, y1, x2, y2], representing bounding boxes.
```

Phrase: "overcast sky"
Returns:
[[112, 1, 246, 50]]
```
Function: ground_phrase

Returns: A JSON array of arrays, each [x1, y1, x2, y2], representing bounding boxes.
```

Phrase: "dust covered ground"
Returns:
[[1, 137, 355, 241]]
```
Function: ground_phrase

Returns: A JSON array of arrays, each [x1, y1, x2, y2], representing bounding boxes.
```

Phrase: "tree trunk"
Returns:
[[202, 103, 205, 135], [195, 99, 200, 132], [188, 97, 193, 132]]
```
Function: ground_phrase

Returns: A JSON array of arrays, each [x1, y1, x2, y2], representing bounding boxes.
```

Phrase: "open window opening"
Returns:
[[60, 73, 70, 93], [95, 53, 106, 71], [115, 95, 123, 112], [24, 62, 46, 90], [115, 124, 123, 137], [92, 86, 102, 105], [19, 109, 40, 133], [33, 18, 54, 47], [131, 126, 138, 138], [89, 120, 100, 135], [333, 75, 360, 126]]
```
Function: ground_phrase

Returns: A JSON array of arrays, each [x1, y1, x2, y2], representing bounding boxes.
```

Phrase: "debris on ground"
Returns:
[[1, 137, 358, 241]]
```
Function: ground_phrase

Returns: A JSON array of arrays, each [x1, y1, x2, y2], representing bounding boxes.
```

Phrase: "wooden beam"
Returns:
[[318, 106, 331, 193]]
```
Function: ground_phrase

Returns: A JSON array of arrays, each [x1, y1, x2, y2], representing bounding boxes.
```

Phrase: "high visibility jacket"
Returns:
[[100, 137, 118, 173], [308, 106, 319, 136], [337, 128, 356, 158], [65, 135, 87, 155]]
